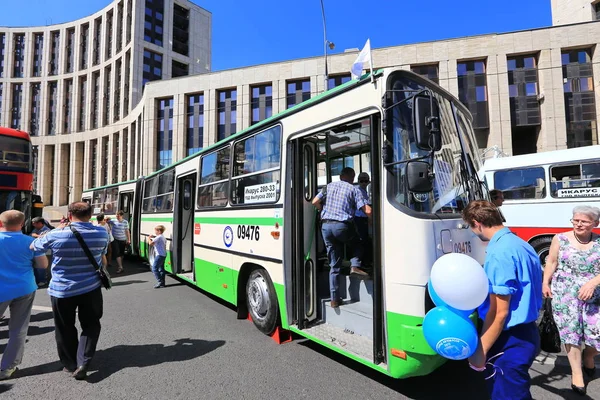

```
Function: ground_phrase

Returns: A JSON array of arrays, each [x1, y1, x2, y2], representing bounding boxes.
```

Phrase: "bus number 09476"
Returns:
[[237, 225, 260, 241], [453, 241, 471, 254]]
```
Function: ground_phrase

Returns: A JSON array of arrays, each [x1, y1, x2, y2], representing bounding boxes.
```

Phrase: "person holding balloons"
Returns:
[[461, 200, 543, 400]]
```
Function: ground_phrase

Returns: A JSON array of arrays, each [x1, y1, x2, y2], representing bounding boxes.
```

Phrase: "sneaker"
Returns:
[[0, 367, 17, 380], [154, 283, 163, 288], [350, 267, 369, 277]]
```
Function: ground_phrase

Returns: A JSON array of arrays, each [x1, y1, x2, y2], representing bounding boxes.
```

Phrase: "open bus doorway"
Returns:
[[172, 173, 196, 280], [290, 115, 383, 362]]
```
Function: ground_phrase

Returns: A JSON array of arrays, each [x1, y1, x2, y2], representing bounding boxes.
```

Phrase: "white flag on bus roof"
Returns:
[[351, 39, 373, 81]]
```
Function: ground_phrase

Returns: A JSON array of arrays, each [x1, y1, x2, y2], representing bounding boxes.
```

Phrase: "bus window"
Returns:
[[92, 189, 105, 213], [156, 170, 175, 212], [231, 125, 281, 205], [105, 187, 119, 214], [143, 176, 158, 212], [304, 145, 313, 201], [550, 161, 600, 198], [494, 167, 546, 200], [198, 147, 230, 208]]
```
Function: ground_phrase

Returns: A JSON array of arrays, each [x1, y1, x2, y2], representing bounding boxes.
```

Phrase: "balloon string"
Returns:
[[484, 352, 504, 381]]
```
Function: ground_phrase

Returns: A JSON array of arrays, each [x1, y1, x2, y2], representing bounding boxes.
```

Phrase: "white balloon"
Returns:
[[430, 253, 489, 311]]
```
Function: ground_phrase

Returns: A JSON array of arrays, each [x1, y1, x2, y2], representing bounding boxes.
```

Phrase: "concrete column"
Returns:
[[83, 139, 92, 190], [71, 142, 84, 202], [173, 93, 186, 162], [238, 84, 248, 132], [205, 89, 216, 147]]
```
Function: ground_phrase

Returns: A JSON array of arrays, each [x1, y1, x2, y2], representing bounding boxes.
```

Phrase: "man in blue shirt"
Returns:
[[32, 201, 108, 381], [312, 167, 372, 308], [31, 216, 52, 286], [0, 210, 48, 380], [462, 200, 543, 400]]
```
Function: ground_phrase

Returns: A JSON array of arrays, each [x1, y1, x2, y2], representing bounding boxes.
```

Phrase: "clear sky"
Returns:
[[0, 0, 553, 71]]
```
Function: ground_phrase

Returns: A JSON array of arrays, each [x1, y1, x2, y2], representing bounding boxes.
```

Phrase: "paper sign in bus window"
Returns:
[[244, 182, 277, 204]]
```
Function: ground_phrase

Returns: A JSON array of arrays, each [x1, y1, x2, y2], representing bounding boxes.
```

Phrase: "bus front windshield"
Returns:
[[386, 73, 485, 216], [0, 136, 32, 172], [0, 190, 31, 216]]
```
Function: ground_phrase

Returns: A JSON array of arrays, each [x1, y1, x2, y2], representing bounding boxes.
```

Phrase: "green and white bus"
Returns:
[[83, 68, 488, 379]]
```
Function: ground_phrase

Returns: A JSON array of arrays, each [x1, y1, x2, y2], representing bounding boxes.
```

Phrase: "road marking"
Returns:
[[535, 351, 600, 367], [32, 305, 53, 312]]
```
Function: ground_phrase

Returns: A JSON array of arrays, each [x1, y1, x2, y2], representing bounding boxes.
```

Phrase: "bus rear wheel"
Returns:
[[246, 268, 279, 335], [531, 237, 552, 268]]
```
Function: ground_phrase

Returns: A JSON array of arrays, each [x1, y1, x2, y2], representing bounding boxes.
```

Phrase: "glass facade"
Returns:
[[13, 33, 25, 78], [126, 0, 133, 44], [64, 79, 73, 133], [78, 76, 87, 132], [124, 50, 131, 115], [92, 72, 100, 129], [172, 59, 188, 77], [0, 83, 3, 125], [114, 59, 122, 121], [507, 55, 540, 126], [157, 98, 173, 169], [47, 81, 58, 135], [143, 49, 162, 87], [30, 83, 41, 136], [0, 33, 5, 78], [32, 33, 44, 77], [286, 79, 310, 108], [186, 93, 204, 156], [457, 59, 490, 147], [11, 84, 23, 129], [172, 3, 189, 56], [80, 24, 89, 70], [90, 139, 98, 188], [106, 11, 113, 59], [66, 29, 75, 73], [93, 18, 102, 66], [411, 64, 439, 84], [562, 49, 597, 147], [116, 1, 124, 53], [145, 0, 164, 46], [104, 66, 111, 126], [50, 31, 60, 75], [251, 84, 273, 124], [217, 89, 237, 141]]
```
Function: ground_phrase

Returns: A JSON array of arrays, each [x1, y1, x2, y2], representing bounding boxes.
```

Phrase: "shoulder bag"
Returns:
[[70, 225, 112, 290]]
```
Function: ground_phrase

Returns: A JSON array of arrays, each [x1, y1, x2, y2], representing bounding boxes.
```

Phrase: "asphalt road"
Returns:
[[1, 261, 599, 400]]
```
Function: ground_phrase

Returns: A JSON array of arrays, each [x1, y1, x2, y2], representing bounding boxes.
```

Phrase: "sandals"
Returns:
[[116, 267, 124, 274]]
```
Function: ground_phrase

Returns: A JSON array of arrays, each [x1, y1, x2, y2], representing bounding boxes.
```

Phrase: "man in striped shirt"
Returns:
[[31, 202, 108, 380], [107, 210, 130, 274]]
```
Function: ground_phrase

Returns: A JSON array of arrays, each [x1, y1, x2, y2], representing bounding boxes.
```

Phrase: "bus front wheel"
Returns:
[[246, 268, 279, 335], [530, 237, 553, 268]]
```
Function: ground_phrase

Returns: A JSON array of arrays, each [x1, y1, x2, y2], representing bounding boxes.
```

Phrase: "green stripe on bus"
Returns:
[[141, 217, 174, 223], [140, 216, 283, 226]]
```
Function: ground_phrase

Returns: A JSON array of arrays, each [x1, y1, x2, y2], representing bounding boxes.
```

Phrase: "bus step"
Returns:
[[321, 298, 373, 339], [302, 321, 373, 361]]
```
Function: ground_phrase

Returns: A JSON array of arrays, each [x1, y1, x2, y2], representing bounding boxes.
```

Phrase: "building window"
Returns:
[[106, 11, 113, 59], [104, 66, 111, 126], [172, 3, 189, 56], [13, 33, 25, 78], [286, 79, 310, 109], [113, 132, 119, 184], [29, 83, 41, 136], [116, 1, 124, 53], [562, 49, 597, 148], [64, 79, 73, 134], [78, 76, 87, 132], [327, 74, 351, 90], [80, 24, 89, 70], [114, 59, 121, 121], [102, 137, 109, 186], [93, 18, 102, 65], [65, 29, 75, 73], [47, 81, 58, 135], [126, 0, 133, 44], [172, 60, 188, 77], [595, 2, 600, 20], [157, 98, 173, 169], [11, 84, 23, 129], [217, 89, 237, 141], [411, 64, 439, 84], [186, 93, 204, 156], [144, 0, 164, 46], [124, 50, 131, 115], [0, 34, 5, 78], [143, 49, 162, 87], [92, 72, 100, 129], [32, 33, 44, 77], [90, 139, 98, 188], [251, 84, 273, 124], [0, 83, 3, 126], [457, 60, 490, 147], [49, 31, 60, 75]]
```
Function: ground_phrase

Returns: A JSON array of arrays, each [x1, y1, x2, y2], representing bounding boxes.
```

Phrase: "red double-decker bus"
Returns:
[[0, 127, 43, 231]]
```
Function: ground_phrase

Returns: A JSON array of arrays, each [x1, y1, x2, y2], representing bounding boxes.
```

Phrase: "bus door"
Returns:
[[172, 173, 196, 276], [118, 191, 133, 222]]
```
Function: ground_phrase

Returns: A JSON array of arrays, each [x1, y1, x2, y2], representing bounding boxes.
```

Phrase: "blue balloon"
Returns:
[[428, 280, 474, 319], [423, 306, 479, 360]]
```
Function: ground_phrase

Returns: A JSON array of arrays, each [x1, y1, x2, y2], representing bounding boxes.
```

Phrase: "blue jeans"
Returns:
[[151, 255, 166, 285], [484, 322, 540, 400], [321, 221, 362, 300]]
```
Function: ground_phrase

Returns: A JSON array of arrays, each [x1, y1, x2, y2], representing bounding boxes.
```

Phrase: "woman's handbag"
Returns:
[[70, 225, 113, 290], [538, 298, 561, 353]]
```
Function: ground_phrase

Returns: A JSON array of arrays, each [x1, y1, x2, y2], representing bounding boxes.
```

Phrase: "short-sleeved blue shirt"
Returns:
[[317, 180, 368, 222], [478, 227, 543, 329], [0, 232, 45, 303]]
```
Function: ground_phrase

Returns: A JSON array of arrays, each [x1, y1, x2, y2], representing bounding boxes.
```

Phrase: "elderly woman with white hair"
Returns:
[[543, 205, 600, 395]]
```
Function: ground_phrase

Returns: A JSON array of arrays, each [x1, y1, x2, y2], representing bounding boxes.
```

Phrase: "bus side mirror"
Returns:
[[413, 95, 442, 152], [406, 161, 434, 193]]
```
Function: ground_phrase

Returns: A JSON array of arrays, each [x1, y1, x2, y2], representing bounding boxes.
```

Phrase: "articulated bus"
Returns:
[[0, 127, 43, 232], [83, 69, 488, 379], [482, 145, 600, 264]]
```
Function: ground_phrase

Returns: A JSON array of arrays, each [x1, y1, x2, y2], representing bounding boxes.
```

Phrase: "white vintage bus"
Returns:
[[482, 145, 600, 264], [83, 69, 488, 379]]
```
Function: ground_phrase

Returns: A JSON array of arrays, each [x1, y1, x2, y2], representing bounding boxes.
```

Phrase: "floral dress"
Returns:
[[551, 234, 600, 349]]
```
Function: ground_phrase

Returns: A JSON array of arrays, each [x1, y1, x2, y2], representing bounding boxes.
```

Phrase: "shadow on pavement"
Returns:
[[110, 280, 148, 287], [298, 339, 489, 399], [30, 311, 54, 323], [86, 338, 226, 383], [0, 383, 13, 394], [531, 364, 596, 400]]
